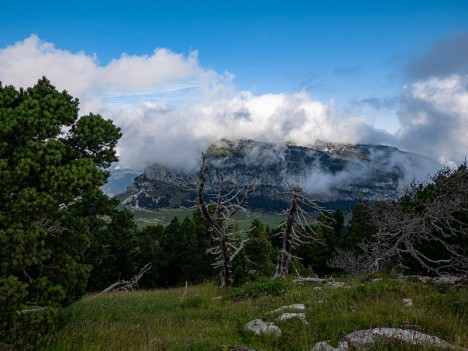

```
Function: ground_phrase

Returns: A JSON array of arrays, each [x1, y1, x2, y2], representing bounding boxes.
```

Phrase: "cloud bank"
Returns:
[[1, 34, 467, 169]]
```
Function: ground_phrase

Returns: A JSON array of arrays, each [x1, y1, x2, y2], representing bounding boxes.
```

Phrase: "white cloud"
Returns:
[[397, 75, 468, 165], [0, 35, 98, 99], [1, 35, 467, 170], [0, 35, 225, 111]]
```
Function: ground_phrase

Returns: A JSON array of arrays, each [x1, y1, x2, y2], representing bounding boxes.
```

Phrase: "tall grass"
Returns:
[[39, 275, 467, 351]]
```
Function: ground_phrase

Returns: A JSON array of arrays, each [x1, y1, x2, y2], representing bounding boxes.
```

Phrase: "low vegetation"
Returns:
[[37, 275, 466, 351]]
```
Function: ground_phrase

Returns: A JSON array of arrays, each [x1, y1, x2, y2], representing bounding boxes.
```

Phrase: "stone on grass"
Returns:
[[244, 319, 281, 337], [276, 312, 307, 323], [311, 328, 466, 351], [310, 341, 348, 351], [344, 328, 458, 349], [224, 345, 267, 351], [269, 303, 305, 314], [402, 298, 413, 306]]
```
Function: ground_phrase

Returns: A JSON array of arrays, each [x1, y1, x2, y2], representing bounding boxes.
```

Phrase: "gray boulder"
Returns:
[[244, 319, 281, 337]]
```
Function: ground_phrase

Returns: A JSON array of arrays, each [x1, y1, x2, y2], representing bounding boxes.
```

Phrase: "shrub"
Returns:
[[225, 277, 292, 301]]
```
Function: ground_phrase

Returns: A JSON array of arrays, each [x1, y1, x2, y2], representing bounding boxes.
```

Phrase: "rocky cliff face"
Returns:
[[120, 139, 440, 212]]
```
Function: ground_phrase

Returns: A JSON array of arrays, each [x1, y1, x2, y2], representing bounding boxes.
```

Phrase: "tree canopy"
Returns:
[[0, 77, 121, 342]]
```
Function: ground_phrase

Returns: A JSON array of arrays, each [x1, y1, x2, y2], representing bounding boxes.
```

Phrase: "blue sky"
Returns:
[[1, 0, 468, 167]]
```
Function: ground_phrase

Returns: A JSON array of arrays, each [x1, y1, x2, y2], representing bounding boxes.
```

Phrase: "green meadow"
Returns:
[[129, 207, 285, 230], [38, 275, 467, 351]]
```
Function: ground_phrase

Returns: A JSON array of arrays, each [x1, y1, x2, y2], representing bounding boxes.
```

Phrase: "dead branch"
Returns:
[[99, 263, 152, 294]]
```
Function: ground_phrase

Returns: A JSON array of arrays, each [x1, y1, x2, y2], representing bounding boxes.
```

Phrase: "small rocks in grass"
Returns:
[[276, 312, 307, 323], [403, 298, 413, 306], [269, 303, 305, 314], [244, 319, 281, 337], [311, 327, 466, 350], [310, 341, 348, 351]]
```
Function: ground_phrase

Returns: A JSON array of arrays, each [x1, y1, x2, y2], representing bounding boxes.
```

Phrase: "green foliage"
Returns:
[[79, 191, 138, 291], [0, 78, 121, 345], [296, 213, 336, 275], [133, 224, 166, 288], [339, 202, 376, 250], [226, 277, 293, 300], [135, 210, 213, 288], [242, 219, 276, 279]]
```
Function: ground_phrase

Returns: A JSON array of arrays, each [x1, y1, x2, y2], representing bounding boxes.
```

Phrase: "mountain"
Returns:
[[102, 166, 142, 197], [118, 139, 440, 212]]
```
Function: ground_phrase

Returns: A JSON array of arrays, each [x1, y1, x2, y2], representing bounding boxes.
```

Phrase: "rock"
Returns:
[[310, 341, 348, 351], [312, 328, 466, 350], [310, 341, 340, 351], [293, 277, 328, 284], [293, 277, 351, 288], [402, 298, 413, 306], [269, 304, 305, 314], [244, 319, 281, 337], [399, 275, 465, 285], [328, 281, 350, 288], [432, 276, 463, 286], [224, 345, 267, 351], [344, 328, 458, 349], [276, 312, 307, 323]]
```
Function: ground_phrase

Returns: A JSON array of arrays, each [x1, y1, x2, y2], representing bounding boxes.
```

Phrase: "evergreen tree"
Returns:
[[297, 213, 336, 276], [78, 191, 137, 291], [244, 219, 275, 278], [0, 78, 121, 343], [190, 210, 214, 283], [134, 224, 166, 288], [333, 208, 345, 239], [338, 202, 376, 250]]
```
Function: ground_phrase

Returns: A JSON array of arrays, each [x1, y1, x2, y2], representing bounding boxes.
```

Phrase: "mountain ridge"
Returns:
[[118, 139, 440, 212]]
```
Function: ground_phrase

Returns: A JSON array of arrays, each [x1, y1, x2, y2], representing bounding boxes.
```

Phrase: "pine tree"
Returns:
[[244, 219, 275, 278], [0, 78, 121, 343]]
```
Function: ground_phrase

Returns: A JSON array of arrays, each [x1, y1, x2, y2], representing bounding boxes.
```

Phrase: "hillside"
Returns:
[[39, 275, 467, 351], [119, 139, 440, 212]]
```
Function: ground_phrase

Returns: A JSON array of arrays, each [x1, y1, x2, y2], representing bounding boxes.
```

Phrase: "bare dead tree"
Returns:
[[273, 185, 326, 279], [99, 263, 152, 294], [327, 248, 370, 276], [197, 153, 256, 287], [355, 163, 468, 275]]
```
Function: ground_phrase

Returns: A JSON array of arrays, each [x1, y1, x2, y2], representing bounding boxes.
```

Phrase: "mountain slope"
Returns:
[[119, 139, 440, 212]]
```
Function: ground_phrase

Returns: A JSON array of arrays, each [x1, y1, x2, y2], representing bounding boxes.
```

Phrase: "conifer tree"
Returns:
[[0, 78, 121, 343]]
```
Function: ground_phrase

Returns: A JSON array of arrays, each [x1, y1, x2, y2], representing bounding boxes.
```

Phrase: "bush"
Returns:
[[225, 277, 292, 301]]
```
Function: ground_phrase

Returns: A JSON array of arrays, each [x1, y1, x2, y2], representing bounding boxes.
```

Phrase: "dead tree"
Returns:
[[327, 248, 370, 276], [197, 153, 256, 287], [349, 163, 468, 275], [273, 186, 326, 279]]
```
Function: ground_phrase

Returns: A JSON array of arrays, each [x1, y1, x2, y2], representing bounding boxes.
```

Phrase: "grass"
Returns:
[[38, 274, 467, 351], [128, 207, 285, 230]]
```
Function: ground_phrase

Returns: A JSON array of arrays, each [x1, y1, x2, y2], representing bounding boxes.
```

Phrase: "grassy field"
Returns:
[[129, 207, 285, 230], [39, 275, 467, 351]]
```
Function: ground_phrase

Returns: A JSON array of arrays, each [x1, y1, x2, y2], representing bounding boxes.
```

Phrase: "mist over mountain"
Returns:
[[118, 139, 440, 212]]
